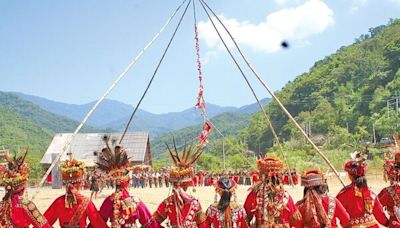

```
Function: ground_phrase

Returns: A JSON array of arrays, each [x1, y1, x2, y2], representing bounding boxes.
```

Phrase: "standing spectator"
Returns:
[[164, 172, 170, 188], [154, 172, 159, 188], [245, 171, 251, 185], [90, 170, 100, 200], [148, 172, 153, 188], [158, 172, 163, 188], [140, 173, 145, 188]]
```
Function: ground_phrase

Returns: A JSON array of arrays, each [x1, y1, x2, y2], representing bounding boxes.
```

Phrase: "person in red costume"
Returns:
[[244, 157, 302, 227], [0, 150, 51, 228], [151, 140, 208, 227], [337, 150, 389, 227], [44, 158, 108, 228], [251, 171, 258, 185], [379, 135, 400, 227], [206, 177, 248, 228], [295, 169, 350, 228], [94, 136, 159, 228]]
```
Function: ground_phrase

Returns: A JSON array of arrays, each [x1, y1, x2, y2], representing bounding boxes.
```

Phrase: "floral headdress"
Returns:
[[60, 159, 85, 185], [256, 157, 284, 180], [0, 150, 29, 193], [96, 135, 130, 187], [166, 138, 204, 185], [60, 158, 86, 208], [344, 147, 369, 177]]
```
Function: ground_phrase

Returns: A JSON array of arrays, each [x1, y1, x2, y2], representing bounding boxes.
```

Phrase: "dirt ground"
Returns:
[[0, 175, 390, 227]]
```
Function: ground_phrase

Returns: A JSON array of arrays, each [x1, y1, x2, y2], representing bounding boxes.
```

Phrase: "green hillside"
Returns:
[[243, 19, 400, 152], [0, 92, 97, 133], [151, 112, 252, 157], [0, 92, 100, 180], [0, 106, 53, 155]]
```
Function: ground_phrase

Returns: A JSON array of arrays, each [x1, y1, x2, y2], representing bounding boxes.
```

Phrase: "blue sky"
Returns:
[[1, 0, 399, 114]]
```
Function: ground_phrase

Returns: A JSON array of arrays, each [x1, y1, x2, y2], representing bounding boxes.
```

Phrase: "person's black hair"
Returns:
[[354, 175, 368, 188], [303, 185, 329, 197], [217, 177, 233, 211], [264, 176, 280, 185]]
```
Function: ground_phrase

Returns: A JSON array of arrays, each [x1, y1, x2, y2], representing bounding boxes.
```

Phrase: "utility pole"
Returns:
[[222, 138, 226, 170], [373, 123, 376, 144], [396, 94, 399, 128]]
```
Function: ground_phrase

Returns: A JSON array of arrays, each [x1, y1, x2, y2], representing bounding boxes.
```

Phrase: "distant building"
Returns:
[[40, 132, 152, 171]]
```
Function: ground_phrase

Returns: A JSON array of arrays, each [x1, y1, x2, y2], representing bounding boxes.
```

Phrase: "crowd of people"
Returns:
[[1, 136, 400, 228], [86, 169, 298, 190]]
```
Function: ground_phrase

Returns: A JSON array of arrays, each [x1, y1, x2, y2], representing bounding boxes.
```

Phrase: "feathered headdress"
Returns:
[[166, 138, 204, 184], [96, 135, 130, 185], [0, 149, 29, 192], [345, 147, 369, 177]]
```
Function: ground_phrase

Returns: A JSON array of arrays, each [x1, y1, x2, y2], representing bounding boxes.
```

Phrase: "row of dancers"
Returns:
[[0, 137, 399, 227]]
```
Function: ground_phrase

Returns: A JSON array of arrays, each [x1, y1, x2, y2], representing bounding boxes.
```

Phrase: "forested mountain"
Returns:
[[150, 112, 252, 156], [0, 106, 53, 156], [15, 92, 270, 137], [0, 92, 96, 133], [242, 19, 400, 152]]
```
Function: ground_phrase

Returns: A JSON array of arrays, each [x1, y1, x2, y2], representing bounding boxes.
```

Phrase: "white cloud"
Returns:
[[198, 0, 334, 53], [274, 0, 290, 5], [350, 0, 368, 13], [201, 51, 218, 65], [273, 0, 302, 5]]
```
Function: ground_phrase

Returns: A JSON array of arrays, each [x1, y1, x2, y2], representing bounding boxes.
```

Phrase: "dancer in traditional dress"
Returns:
[[243, 157, 301, 227], [295, 169, 350, 228], [206, 177, 248, 228], [0, 150, 51, 228], [337, 150, 389, 227], [44, 158, 107, 228], [152, 141, 208, 227], [95, 136, 158, 228], [378, 138, 400, 227]]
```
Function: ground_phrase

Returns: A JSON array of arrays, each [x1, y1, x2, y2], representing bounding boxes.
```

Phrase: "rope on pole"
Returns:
[[199, 0, 345, 187], [198, 0, 295, 186], [31, 0, 188, 200], [119, 0, 192, 143]]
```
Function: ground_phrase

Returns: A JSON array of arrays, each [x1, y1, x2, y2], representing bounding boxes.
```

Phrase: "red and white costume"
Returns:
[[294, 169, 350, 228], [379, 147, 400, 227], [337, 153, 389, 227], [44, 159, 107, 228], [0, 150, 51, 228], [206, 202, 247, 228], [45, 194, 107, 228], [243, 157, 301, 227], [153, 194, 208, 227], [206, 178, 248, 228], [152, 141, 208, 227]]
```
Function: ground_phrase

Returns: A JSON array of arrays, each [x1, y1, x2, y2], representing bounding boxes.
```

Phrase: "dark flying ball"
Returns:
[[281, 41, 289, 49]]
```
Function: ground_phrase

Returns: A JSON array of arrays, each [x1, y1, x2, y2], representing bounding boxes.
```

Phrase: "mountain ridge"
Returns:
[[13, 92, 270, 137]]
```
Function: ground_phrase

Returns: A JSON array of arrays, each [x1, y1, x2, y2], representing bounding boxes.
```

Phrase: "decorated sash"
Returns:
[[388, 186, 400, 221], [64, 196, 90, 227]]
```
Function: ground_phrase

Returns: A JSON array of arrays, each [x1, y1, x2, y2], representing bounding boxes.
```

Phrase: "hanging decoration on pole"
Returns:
[[193, 1, 212, 146]]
